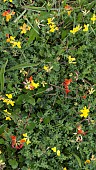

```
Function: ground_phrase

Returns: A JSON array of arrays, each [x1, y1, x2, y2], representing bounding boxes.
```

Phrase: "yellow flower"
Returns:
[[9, 100, 15, 106], [5, 116, 11, 120], [6, 14, 11, 22], [80, 106, 89, 118], [51, 147, 56, 152], [16, 42, 21, 48], [41, 81, 47, 87], [23, 133, 28, 138], [26, 138, 31, 145], [70, 25, 82, 34], [31, 80, 39, 88], [83, 24, 89, 32], [6, 94, 12, 99], [57, 150, 60, 156], [3, 98, 15, 106], [47, 18, 58, 33], [4, 109, 11, 115], [47, 18, 53, 25], [63, 168, 67, 170], [91, 155, 96, 161], [89, 87, 95, 94], [68, 56, 76, 64], [0, 159, 5, 166], [43, 65, 53, 72], [20, 23, 31, 34], [6, 35, 21, 48], [67, 10, 72, 16], [85, 159, 91, 164], [12, 41, 21, 48], [44, 65, 49, 72], [0, 150, 2, 154], [22, 133, 31, 145], [10, 36, 15, 41], [20, 68, 28, 76], [91, 14, 96, 24]]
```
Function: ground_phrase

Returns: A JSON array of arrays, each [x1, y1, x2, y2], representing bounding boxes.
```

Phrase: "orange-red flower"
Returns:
[[64, 4, 73, 11], [77, 125, 87, 135], [64, 4, 73, 16], [63, 78, 72, 94], [2, 10, 15, 22], [11, 135, 26, 149], [82, 95, 87, 99]]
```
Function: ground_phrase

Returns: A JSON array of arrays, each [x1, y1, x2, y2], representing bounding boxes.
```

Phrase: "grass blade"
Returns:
[[6, 63, 39, 71], [0, 60, 8, 92]]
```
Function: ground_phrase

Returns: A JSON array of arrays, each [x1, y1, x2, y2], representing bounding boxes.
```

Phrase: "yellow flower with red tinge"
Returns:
[[64, 4, 73, 16], [23, 76, 39, 90], [2, 10, 15, 22]]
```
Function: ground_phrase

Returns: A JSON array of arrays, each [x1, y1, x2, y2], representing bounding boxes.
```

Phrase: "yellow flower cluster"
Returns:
[[20, 23, 31, 34], [4, 109, 12, 120], [47, 18, 58, 33], [2, 94, 15, 106], [6, 36, 21, 48], [68, 56, 76, 64], [70, 14, 96, 34], [80, 106, 89, 118], [22, 133, 31, 145], [51, 147, 60, 156], [70, 25, 82, 34]]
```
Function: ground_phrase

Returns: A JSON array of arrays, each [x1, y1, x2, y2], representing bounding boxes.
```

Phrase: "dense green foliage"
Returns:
[[0, 0, 96, 169]]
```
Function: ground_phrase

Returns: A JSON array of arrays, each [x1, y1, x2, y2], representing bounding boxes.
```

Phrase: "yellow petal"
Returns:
[[51, 147, 56, 152], [57, 150, 60, 156], [23, 133, 28, 137]]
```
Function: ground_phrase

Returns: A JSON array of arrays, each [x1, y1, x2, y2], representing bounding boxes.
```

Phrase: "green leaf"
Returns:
[[72, 153, 82, 167], [27, 97, 35, 106], [22, 6, 46, 11], [26, 28, 39, 46], [0, 60, 8, 92], [0, 124, 7, 135], [8, 159, 18, 169], [27, 122, 36, 130], [0, 138, 5, 144], [44, 116, 50, 124], [7, 63, 39, 71]]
